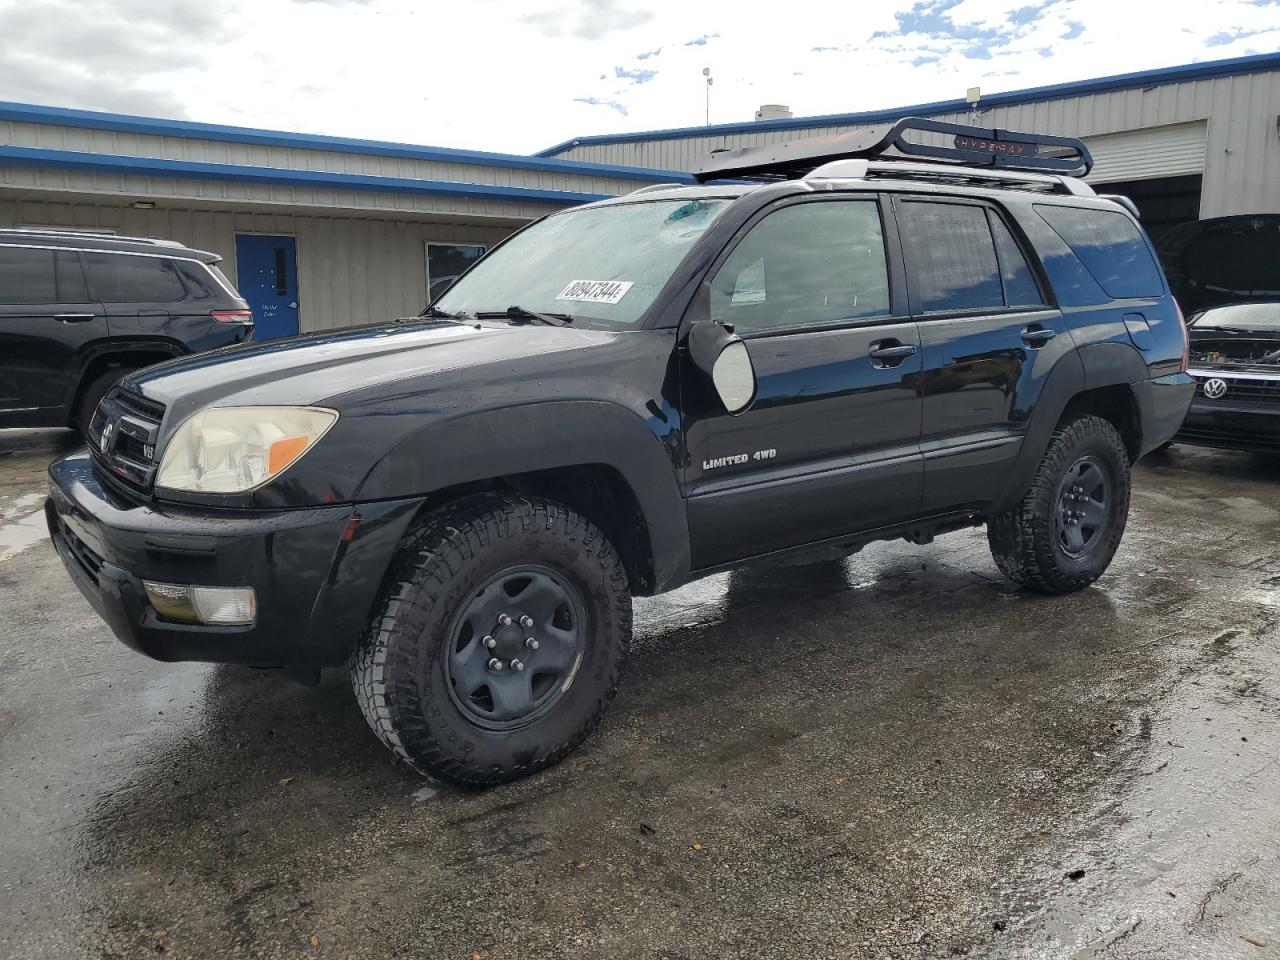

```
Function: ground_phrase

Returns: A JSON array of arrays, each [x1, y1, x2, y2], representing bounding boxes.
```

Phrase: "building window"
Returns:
[[426, 242, 486, 303]]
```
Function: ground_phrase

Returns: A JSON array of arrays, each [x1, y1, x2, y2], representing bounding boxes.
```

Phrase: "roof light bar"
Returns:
[[693, 116, 1093, 183]]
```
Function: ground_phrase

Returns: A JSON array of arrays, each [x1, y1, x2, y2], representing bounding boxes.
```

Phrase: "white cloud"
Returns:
[[0, 0, 1275, 157]]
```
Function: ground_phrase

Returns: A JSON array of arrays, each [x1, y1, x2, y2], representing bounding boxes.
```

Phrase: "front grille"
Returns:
[[113, 388, 166, 422], [1194, 375, 1280, 405], [88, 387, 166, 496]]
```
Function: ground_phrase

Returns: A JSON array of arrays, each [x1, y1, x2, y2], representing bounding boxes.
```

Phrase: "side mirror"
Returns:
[[686, 320, 756, 414]]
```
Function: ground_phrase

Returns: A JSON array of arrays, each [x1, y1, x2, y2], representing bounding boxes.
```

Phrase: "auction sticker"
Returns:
[[555, 280, 634, 305]]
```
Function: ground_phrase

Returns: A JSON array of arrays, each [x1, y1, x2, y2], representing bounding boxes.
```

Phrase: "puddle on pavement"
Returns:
[[0, 507, 49, 562]]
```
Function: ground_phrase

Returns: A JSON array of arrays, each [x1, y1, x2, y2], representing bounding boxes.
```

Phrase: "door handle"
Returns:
[[288, 302, 298, 309], [1020, 325, 1057, 346], [868, 341, 918, 367], [53, 313, 95, 324]]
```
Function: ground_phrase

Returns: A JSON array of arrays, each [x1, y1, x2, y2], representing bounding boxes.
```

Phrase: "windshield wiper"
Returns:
[[474, 305, 574, 327], [1193, 324, 1254, 334], [416, 305, 471, 321]]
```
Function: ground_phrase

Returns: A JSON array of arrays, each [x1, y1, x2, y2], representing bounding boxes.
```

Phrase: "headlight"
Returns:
[[155, 406, 338, 494]]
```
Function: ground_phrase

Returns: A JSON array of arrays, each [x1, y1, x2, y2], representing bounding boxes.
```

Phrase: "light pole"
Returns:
[[702, 67, 713, 125]]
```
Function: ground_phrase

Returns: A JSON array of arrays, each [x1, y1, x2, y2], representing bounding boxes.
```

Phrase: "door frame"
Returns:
[[678, 191, 912, 342], [233, 231, 301, 333]]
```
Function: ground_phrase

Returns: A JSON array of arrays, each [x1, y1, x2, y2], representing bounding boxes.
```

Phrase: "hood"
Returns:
[[1158, 215, 1280, 314], [125, 319, 619, 418]]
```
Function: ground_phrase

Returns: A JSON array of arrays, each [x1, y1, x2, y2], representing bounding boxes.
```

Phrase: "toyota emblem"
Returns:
[[99, 419, 114, 454], [1202, 378, 1228, 400]]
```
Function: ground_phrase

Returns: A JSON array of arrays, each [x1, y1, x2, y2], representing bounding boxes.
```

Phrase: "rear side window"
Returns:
[[0, 246, 57, 303], [898, 201, 1004, 313], [85, 252, 187, 302], [990, 215, 1045, 307], [1035, 205, 1164, 299]]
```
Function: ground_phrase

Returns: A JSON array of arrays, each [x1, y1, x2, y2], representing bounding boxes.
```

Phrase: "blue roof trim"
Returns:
[[0, 146, 611, 206], [537, 51, 1280, 155], [0, 100, 693, 185]]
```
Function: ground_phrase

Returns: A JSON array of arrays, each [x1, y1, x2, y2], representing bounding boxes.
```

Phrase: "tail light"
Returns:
[[212, 309, 253, 324], [1175, 300, 1189, 373]]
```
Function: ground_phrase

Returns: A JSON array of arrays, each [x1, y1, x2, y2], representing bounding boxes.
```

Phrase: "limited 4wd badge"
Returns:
[[555, 280, 634, 305], [703, 449, 777, 471]]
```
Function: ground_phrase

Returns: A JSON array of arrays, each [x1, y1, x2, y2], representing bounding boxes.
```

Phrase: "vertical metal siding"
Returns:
[[0, 197, 514, 333], [0, 120, 646, 199], [553, 70, 1280, 217]]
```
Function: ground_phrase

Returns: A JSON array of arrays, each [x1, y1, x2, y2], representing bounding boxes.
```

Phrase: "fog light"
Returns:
[[143, 581, 257, 625]]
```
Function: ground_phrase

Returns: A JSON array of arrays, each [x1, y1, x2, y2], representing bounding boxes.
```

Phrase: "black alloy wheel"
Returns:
[[443, 566, 586, 729], [1054, 456, 1111, 559]]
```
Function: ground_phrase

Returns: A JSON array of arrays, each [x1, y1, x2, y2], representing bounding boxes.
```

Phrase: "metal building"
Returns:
[[0, 104, 690, 335], [540, 52, 1280, 241]]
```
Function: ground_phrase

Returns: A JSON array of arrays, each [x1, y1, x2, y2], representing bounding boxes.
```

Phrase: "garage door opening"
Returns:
[[1093, 174, 1202, 243]]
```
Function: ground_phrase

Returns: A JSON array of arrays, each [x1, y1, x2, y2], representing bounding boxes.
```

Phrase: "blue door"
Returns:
[[235, 234, 299, 339]]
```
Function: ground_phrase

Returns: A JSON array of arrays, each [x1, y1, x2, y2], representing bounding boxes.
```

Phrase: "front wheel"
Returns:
[[351, 495, 631, 786], [987, 415, 1131, 595]]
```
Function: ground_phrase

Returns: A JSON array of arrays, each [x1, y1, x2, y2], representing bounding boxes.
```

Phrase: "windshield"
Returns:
[[435, 198, 731, 327], [1192, 302, 1280, 331]]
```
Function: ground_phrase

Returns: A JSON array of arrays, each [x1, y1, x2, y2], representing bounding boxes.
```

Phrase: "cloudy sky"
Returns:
[[0, 0, 1276, 155]]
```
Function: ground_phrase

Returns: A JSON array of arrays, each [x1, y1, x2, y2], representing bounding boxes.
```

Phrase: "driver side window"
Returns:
[[710, 199, 891, 335]]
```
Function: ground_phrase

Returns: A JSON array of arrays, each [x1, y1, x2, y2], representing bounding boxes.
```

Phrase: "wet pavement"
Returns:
[[1, 428, 1278, 960]]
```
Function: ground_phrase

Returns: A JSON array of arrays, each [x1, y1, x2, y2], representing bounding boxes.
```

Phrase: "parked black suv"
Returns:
[[46, 120, 1194, 786], [0, 229, 252, 434]]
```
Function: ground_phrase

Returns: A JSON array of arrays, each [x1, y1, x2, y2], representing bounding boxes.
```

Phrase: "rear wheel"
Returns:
[[351, 494, 631, 786], [987, 415, 1131, 594]]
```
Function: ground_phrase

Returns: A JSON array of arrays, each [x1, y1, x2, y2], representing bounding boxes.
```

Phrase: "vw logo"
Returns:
[[99, 419, 114, 454], [1202, 378, 1229, 400]]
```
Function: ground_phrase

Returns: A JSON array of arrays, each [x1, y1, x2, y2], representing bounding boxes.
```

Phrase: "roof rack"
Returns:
[[693, 116, 1093, 183], [803, 158, 1096, 197], [625, 182, 688, 196], [0, 227, 187, 248]]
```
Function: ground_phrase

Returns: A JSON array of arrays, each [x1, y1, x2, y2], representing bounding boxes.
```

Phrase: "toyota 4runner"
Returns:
[[46, 119, 1195, 785]]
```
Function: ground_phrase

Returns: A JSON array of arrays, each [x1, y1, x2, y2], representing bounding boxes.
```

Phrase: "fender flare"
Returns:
[[992, 339, 1147, 513], [354, 399, 691, 591]]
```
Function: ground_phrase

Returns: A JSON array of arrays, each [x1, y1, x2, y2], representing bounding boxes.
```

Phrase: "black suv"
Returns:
[[0, 229, 252, 434], [46, 120, 1194, 786]]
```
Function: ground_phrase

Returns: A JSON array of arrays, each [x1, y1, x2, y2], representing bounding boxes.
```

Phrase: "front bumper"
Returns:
[[46, 451, 420, 667], [1175, 401, 1280, 453]]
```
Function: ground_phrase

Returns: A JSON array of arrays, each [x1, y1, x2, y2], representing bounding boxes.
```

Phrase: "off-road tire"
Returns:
[[74, 369, 126, 436], [351, 494, 631, 786], [987, 415, 1131, 595]]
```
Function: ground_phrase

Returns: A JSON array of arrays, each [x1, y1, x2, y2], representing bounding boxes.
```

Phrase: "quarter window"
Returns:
[[0, 246, 57, 303], [710, 200, 891, 335], [1036, 205, 1164, 299], [898, 201, 1003, 313], [85, 253, 187, 303]]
